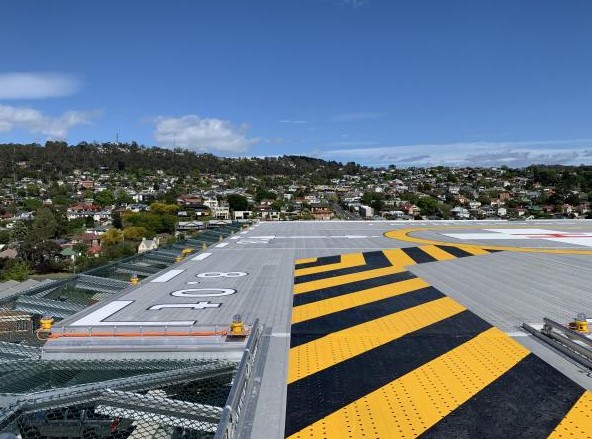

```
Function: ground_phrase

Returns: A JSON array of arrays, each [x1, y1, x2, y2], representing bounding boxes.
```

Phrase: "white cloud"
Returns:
[[0, 73, 80, 99], [320, 139, 592, 167], [154, 115, 259, 153], [278, 119, 308, 124], [332, 112, 384, 122], [0, 104, 97, 138]]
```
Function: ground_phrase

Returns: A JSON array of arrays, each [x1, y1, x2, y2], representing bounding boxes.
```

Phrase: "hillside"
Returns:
[[0, 142, 358, 181]]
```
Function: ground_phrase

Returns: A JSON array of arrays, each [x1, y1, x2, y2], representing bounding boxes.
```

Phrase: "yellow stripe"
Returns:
[[547, 391, 592, 438], [294, 253, 365, 276], [419, 245, 458, 261], [288, 296, 465, 383], [456, 245, 491, 256], [295, 257, 317, 264], [294, 265, 405, 295], [382, 248, 418, 268], [292, 277, 430, 324], [288, 327, 529, 439]]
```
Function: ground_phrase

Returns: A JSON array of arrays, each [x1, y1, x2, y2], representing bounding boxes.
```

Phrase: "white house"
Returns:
[[450, 206, 470, 219], [138, 237, 160, 254]]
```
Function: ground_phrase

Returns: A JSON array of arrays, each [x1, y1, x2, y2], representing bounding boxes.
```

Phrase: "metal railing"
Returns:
[[522, 318, 592, 371], [48, 324, 232, 339], [215, 320, 263, 439]]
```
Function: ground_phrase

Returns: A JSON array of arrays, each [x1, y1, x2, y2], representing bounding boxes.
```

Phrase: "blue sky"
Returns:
[[1, 0, 591, 167]]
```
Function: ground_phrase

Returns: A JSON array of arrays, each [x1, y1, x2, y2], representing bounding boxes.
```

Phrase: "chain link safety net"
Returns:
[[0, 223, 249, 439], [0, 355, 238, 439]]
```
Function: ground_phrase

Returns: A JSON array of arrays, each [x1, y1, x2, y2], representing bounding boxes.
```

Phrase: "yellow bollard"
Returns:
[[130, 274, 139, 285], [39, 315, 54, 331], [575, 319, 589, 332], [202, 242, 207, 250], [229, 314, 245, 336]]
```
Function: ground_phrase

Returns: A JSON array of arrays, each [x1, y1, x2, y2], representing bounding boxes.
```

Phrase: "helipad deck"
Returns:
[[42, 221, 592, 437]]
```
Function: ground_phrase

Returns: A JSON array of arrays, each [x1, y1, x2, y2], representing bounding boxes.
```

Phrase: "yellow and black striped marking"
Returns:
[[286, 246, 592, 438]]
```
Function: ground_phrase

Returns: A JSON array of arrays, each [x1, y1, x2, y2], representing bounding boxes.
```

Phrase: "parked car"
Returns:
[[18, 406, 133, 439]]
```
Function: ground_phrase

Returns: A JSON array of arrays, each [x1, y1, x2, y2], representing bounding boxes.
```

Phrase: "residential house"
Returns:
[[138, 237, 160, 254], [310, 203, 335, 221], [450, 206, 470, 219]]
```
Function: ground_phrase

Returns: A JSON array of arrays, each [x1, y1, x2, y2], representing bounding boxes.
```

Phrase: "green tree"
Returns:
[[124, 226, 152, 240], [23, 198, 43, 211], [94, 190, 115, 206], [150, 202, 179, 215], [255, 187, 276, 203], [227, 194, 249, 211], [112, 210, 123, 229], [32, 207, 58, 240], [1, 260, 32, 281], [11, 221, 29, 241], [102, 228, 124, 245], [115, 191, 134, 205], [103, 241, 137, 260], [84, 215, 95, 228], [417, 197, 440, 217]]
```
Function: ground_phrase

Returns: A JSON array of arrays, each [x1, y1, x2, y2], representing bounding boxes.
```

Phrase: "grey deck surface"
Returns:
[[45, 220, 592, 438]]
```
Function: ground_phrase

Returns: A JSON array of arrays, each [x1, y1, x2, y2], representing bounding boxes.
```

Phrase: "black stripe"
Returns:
[[435, 245, 474, 258], [285, 310, 492, 437], [294, 251, 392, 284], [293, 271, 417, 307], [420, 354, 586, 439], [401, 246, 437, 264], [291, 286, 446, 348], [295, 255, 341, 270]]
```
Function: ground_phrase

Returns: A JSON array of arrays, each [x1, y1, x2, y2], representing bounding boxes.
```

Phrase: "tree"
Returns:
[[115, 191, 133, 205], [23, 198, 42, 211], [112, 210, 123, 229], [103, 241, 137, 260], [1, 260, 32, 281], [124, 226, 152, 240], [19, 239, 62, 272], [417, 197, 440, 217], [150, 202, 179, 215], [255, 187, 276, 203], [102, 228, 124, 245], [94, 190, 115, 207], [32, 207, 58, 240], [85, 216, 95, 228], [11, 221, 29, 241], [227, 194, 249, 211]]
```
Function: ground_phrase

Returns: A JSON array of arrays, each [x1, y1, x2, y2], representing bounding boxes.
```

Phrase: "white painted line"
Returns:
[[507, 332, 529, 337], [192, 252, 212, 261], [443, 233, 524, 240], [151, 269, 185, 283], [69, 301, 196, 327], [240, 231, 248, 235], [268, 235, 373, 239], [216, 243, 229, 248], [485, 228, 560, 235], [70, 301, 133, 326], [230, 236, 240, 240]]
